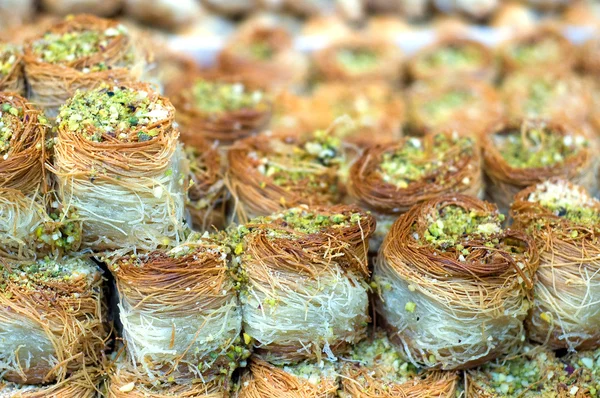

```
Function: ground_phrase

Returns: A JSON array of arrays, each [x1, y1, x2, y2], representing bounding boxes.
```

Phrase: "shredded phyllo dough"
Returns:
[[0, 43, 23, 94], [507, 36, 564, 68], [467, 346, 575, 397], [238, 357, 338, 397], [0, 94, 47, 195], [0, 367, 101, 398], [111, 237, 246, 383], [53, 83, 187, 253], [375, 195, 536, 369], [185, 143, 226, 231], [338, 331, 458, 397], [0, 257, 105, 385], [107, 358, 227, 398], [0, 189, 81, 260], [511, 180, 600, 350], [228, 131, 345, 222], [231, 205, 374, 364]]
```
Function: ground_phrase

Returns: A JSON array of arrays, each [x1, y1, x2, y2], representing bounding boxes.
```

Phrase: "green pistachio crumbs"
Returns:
[[494, 127, 586, 169], [283, 360, 337, 386], [0, 44, 20, 76], [246, 42, 274, 61], [379, 134, 473, 188], [474, 348, 569, 397], [569, 348, 600, 397], [192, 80, 265, 114], [423, 205, 504, 249], [349, 332, 419, 385], [32, 25, 127, 68], [419, 44, 483, 71], [58, 86, 169, 142], [0, 257, 96, 291], [251, 207, 362, 236], [422, 88, 474, 124], [528, 180, 600, 228], [256, 130, 342, 187], [0, 102, 23, 155], [336, 48, 379, 73], [510, 38, 562, 66]]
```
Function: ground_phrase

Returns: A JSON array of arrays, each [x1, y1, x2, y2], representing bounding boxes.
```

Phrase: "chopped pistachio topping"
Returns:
[[527, 180, 600, 227], [283, 360, 337, 386], [0, 101, 23, 155], [423, 205, 504, 249], [58, 85, 170, 142], [0, 257, 97, 290], [516, 75, 572, 117], [0, 44, 20, 76], [336, 48, 379, 74], [510, 37, 562, 67], [568, 348, 600, 397], [493, 127, 586, 169], [421, 88, 474, 124], [349, 332, 419, 384], [192, 80, 265, 114], [379, 134, 473, 188], [251, 206, 363, 236], [255, 130, 342, 188], [418, 44, 483, 71], [245, 41, 274, 60], [32, 25, 127, 67], [473, 347, 569, 397]]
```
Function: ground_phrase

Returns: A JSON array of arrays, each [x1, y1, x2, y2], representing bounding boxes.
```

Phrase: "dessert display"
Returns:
[[0, 7, 598, 398]]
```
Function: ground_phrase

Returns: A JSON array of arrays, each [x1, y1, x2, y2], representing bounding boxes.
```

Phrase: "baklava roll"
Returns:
[[512, 179, 600, 350], [52, 83, 187, 253], [500, 25, 575, 74], [24, 14, 148, 116], [171, 74, 271, 146], [0, 257, 107, 384], [408, 37, 497, 82], [407, 80, 503, 136], [232, 205, 374, 364], [375, 194, 537, 369], [227, 130, 345, 222], [109, 237, 245, 383], [313, 37, 403, 84], [482, 120, 595, 214], [349, 132, 481, 251], [218, 23, 307, 91]]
